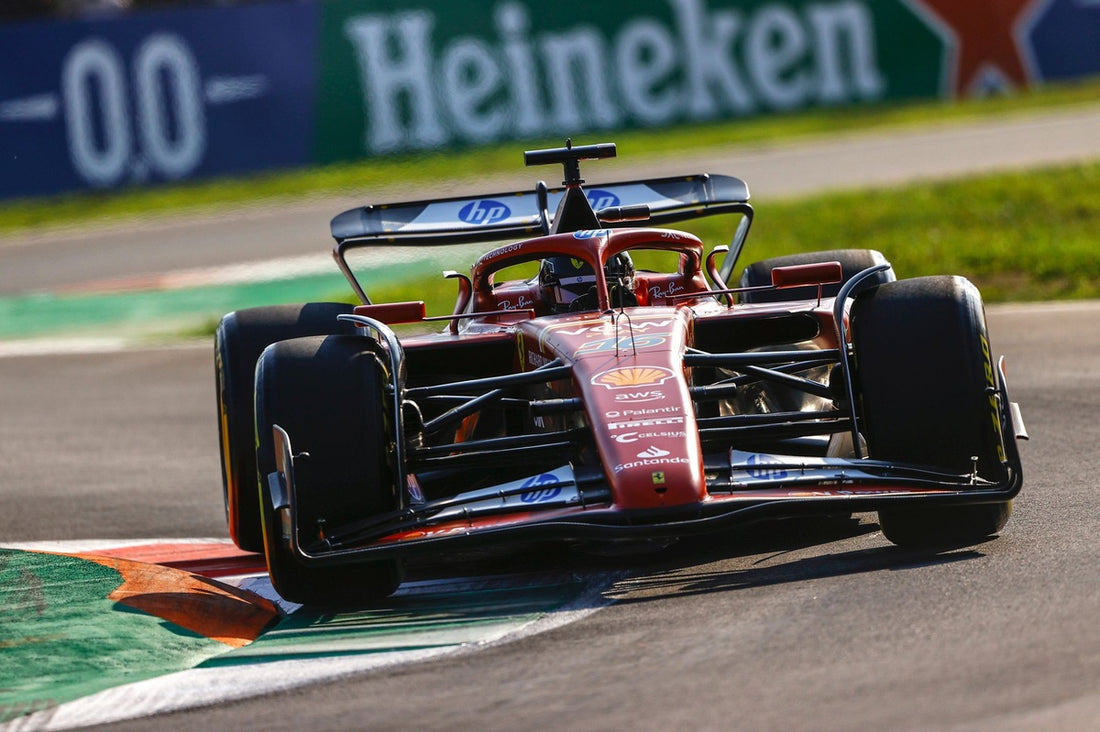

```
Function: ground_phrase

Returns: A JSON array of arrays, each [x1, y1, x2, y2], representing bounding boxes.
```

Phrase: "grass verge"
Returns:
[[3, 156, 1096, 342], [2, 78, 1100, 238]]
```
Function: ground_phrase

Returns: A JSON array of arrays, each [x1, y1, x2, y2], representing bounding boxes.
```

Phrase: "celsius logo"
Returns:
[[587, 189, 620, 211], [519, 473, 562, 503], [459, 199, 510, 225]]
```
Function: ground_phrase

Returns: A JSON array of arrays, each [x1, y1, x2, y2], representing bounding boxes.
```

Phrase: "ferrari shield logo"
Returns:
[[652, 472, 666, 485]]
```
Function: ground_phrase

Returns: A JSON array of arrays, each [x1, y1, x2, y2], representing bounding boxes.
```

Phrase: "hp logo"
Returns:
[[573, 229, 611, 239], [587, 189, 620, 211], [459, 199, 511, 225], [746, 454, 788, 480], [519, 473, 562, 504]]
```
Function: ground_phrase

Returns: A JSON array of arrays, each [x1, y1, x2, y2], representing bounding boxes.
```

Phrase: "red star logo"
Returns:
[[912, 0, 1040, 95]]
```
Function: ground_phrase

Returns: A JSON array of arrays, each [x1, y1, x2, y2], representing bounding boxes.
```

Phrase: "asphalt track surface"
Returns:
[[3, 107, 1100, 730]]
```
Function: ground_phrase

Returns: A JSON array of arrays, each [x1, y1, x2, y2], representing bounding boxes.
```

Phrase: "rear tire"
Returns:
[[739, 249, 895, 303], [215, 303, 355, 552], [850, 276, 1010, 547], [255, 334, 403, 606]]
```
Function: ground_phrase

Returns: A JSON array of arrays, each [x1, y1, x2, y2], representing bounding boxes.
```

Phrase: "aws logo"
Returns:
[[613, 389, 664, 403]]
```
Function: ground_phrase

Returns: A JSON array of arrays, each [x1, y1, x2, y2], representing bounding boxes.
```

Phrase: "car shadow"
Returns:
[[601, 521, 996, 605], [405, 514, 996, 609]]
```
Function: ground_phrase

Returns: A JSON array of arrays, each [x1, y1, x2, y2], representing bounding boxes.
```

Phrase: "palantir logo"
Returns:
[[459, 199, 511, 225], [587, 189, 620, 211], [519, 473, 562, 504]]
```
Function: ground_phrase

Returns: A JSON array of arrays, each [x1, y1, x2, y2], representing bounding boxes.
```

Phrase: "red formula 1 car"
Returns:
[[215, 142, 1027, 605]]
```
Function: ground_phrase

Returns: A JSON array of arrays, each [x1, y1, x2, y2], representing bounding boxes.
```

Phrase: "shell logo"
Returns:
[[592, 366, 675, 390]]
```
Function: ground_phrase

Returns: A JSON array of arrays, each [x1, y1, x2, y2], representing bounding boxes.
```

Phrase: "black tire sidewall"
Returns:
[[215, 303, 355, 552], [851, 276, 1007, 482], [254, 334, 402, 606]]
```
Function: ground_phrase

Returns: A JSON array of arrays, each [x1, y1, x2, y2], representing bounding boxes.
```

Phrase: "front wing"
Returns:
[[267, 388, 1025, 568]]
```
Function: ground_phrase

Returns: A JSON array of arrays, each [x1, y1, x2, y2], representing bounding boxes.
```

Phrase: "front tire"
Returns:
[[875, 502, 1012, 548], [255, 334, 403, 606], [850, 276, 1010, 547], [215, 303, 355, 552]]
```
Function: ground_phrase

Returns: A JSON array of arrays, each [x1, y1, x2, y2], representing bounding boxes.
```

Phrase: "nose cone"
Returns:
[[584, 360, 705, 509], [527, 308, 706, 510]]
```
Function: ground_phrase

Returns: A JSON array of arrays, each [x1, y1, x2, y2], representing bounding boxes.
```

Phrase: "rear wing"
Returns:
[[331, 169, 752, 303], [332, 173, 749, 243]]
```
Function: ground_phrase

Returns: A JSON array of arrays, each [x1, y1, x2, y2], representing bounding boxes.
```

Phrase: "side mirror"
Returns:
[[352, 301, 426, 325], [771, 261, 843, 289], [771, 261, 843, 305]]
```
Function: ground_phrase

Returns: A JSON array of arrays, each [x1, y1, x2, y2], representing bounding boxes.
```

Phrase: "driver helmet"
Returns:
[[538, 252, 635, 311]]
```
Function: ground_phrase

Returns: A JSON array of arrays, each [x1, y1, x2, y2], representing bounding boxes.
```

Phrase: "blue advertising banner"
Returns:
[[1029, 0, 1100, 81], [0, 1, 317, 198]]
